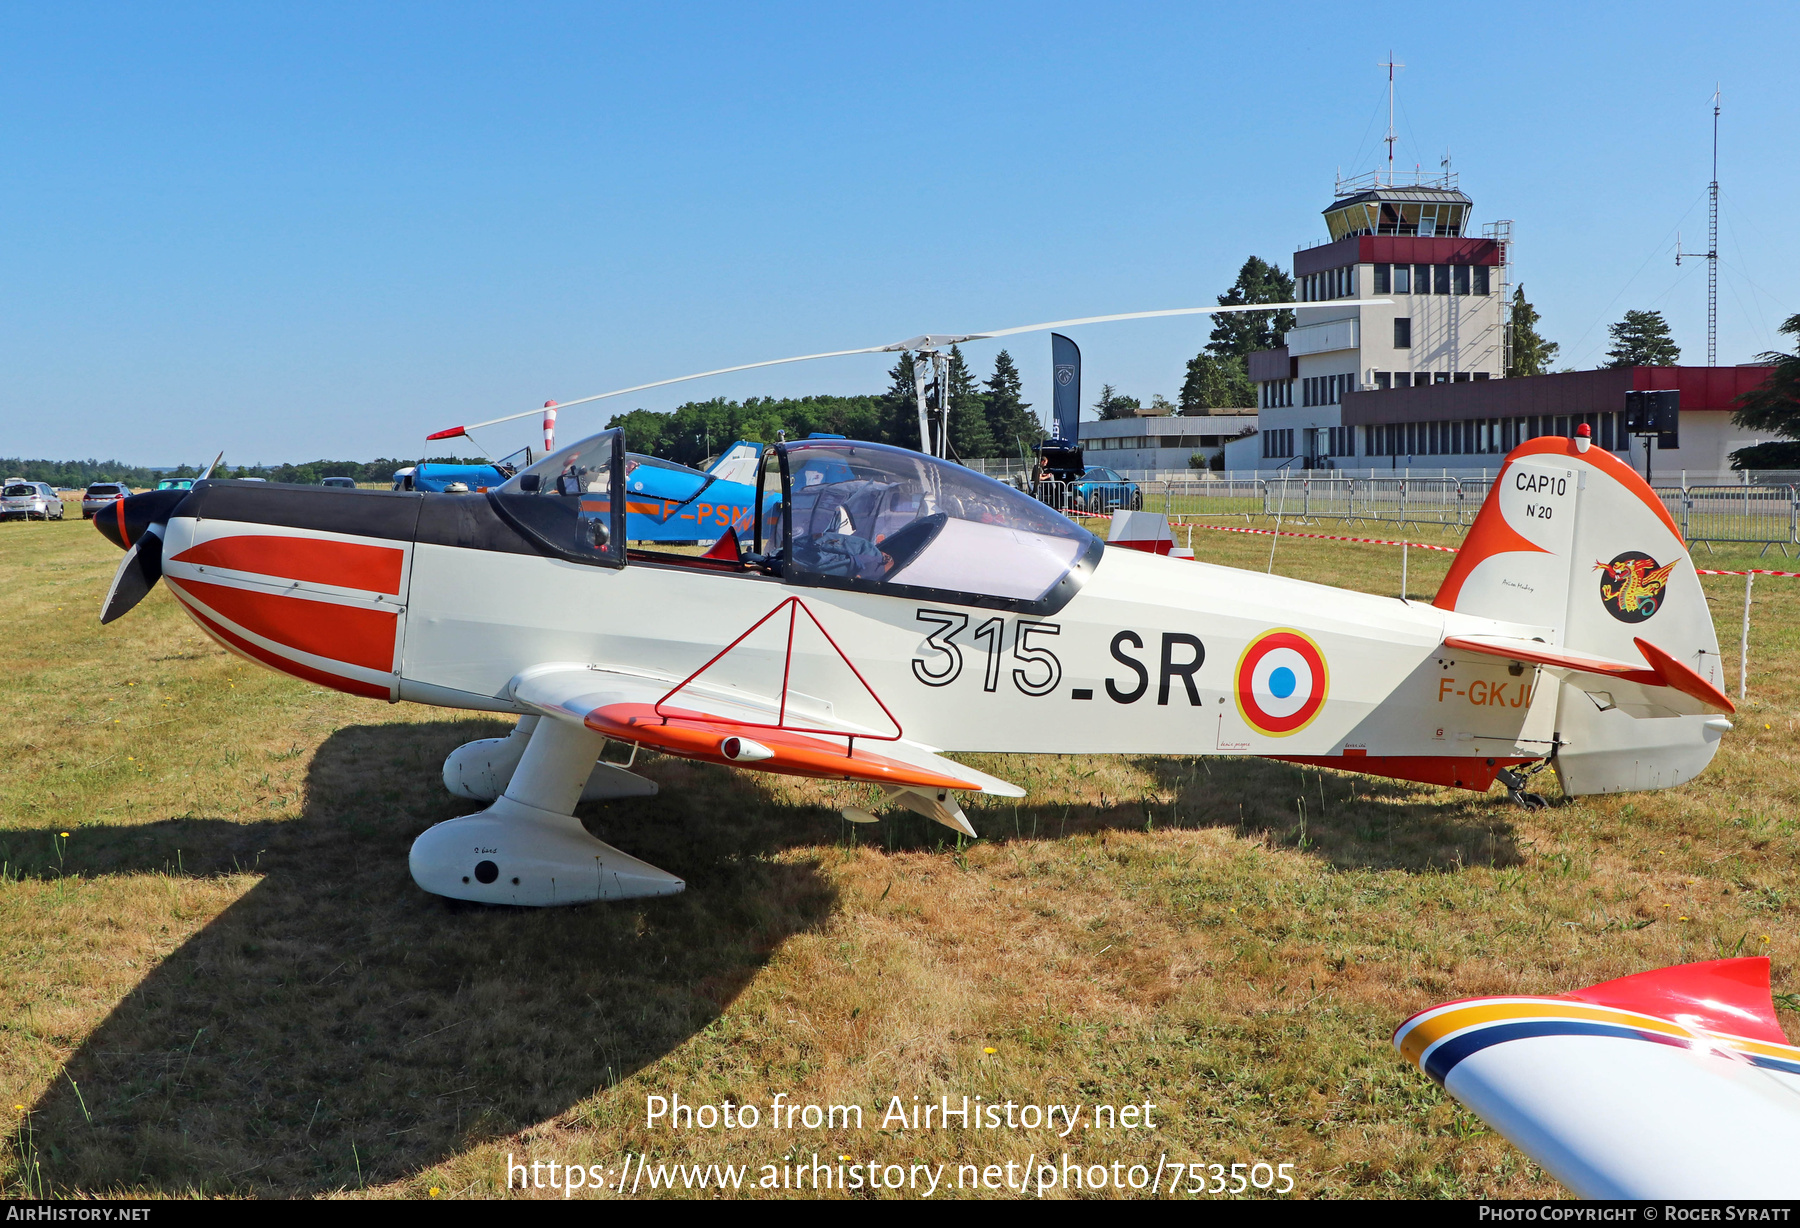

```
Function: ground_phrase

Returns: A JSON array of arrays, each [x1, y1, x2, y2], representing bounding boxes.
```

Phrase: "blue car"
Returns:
[[1071, 466, 1142, 514]]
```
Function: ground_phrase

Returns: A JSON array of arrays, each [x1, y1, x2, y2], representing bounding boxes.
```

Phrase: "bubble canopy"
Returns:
[[773, 439, 1101, 614]]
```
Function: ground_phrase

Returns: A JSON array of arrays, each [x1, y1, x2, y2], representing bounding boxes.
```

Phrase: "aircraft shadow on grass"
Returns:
[[7, 721, 1518, 1196]]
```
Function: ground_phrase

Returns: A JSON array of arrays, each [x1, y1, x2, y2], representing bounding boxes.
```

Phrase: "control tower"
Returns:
[[1245, 169, 1509, 468]]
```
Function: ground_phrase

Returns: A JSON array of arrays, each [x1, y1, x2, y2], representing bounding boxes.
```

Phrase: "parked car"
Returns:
[[81, 482, 131, 519], [321, 476, 357, 489], [1073, 466, 1142, 513], [2, 480, 65, 521]]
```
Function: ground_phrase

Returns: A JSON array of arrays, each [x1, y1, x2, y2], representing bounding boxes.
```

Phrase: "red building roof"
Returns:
[[1340, 366, 1774, 427]]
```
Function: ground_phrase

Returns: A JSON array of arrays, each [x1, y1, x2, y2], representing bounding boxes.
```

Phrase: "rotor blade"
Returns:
[[970, 299, 1377, 340], [429, 299, 1382, 439], [440, 343, 897, 435], [100, 529, 164, 625]]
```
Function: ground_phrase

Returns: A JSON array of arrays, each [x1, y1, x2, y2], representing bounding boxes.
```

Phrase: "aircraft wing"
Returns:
[[507, 662, 1026, 799], [1443, 633, 1735, 717], [1395, 959, 1800, 1198]]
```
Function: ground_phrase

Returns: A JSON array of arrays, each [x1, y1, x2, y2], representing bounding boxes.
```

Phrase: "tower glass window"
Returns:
[[1394, 318, 1412, 348]]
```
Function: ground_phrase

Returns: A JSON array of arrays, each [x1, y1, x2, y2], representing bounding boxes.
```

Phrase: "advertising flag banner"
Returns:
[[1051, 333, 1081, 443]]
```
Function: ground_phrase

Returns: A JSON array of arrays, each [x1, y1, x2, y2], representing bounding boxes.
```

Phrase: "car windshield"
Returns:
[[781, 440, 1097, 610]]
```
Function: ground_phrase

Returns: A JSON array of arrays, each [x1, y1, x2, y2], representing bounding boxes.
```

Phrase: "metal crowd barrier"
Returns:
[[1063, 475, 1800, 548], [1663, 485, 1798, 548]]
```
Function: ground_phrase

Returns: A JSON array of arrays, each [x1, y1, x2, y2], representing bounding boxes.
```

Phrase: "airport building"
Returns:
[[1242, 172, 1778, 475], [1078, 410, 1257, 472]]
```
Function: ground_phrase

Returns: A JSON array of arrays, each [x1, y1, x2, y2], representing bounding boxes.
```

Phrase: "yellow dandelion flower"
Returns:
[[429, 1187, 440, 1197], [983, 1047, 997, 1054], [59, 832, 69, 838], [1679, 916, 1690, 921]]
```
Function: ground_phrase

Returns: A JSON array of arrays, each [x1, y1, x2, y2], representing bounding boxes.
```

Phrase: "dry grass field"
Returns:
[[2, 504, 1796, 1199]]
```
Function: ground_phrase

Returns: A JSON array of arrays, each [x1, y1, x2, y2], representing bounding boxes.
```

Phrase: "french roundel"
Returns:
[[1235, 630, 1328, 737]]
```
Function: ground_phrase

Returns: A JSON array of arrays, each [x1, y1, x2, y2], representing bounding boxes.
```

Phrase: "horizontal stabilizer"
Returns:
[[1443, 634, 1734, 716]]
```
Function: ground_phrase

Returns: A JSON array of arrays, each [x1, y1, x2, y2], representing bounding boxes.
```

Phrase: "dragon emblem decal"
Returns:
[[1596, 552, 1677, 623]]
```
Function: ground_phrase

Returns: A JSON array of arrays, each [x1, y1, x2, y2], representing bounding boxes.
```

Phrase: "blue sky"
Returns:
[[3, 2, 1795, 464]]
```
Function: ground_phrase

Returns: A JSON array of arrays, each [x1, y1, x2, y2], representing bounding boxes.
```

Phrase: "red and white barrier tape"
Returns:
[[1185, 523, 1460, 553], [1081, 510, 1800, 576]]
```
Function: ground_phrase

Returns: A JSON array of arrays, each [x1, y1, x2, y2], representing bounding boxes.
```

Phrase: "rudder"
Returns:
[[1434, 435, 1729, 795]]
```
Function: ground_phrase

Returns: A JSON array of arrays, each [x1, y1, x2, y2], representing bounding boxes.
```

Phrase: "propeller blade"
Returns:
[[199, 451, 225, 480], [426, 297, 1390, 442], [100, 529, 164, 625]]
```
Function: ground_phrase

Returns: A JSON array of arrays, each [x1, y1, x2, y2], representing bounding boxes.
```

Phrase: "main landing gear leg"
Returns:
[[410, 716, 683, 906], [1496, 762, 1550, 811]]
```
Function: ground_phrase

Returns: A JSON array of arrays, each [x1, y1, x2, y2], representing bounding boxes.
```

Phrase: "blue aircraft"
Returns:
[[394, 441, 775, 545]]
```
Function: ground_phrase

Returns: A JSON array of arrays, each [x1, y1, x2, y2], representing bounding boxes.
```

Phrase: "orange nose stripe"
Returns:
[[172, 535, 404, 595], [173, 578, 397, 673]]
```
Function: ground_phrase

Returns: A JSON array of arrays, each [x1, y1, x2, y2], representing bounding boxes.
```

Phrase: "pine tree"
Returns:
[[982, 349, 1041, 457], [1728, 313, 1800, 468], [1505, 286, 1560, 377], [1207, 257, 1297, 361], [1179, 353, 1256, 411], [1093, 384, 1141, 421], [880, 353, 921, 451], [1603, 309, 1680, 369], [945, 345, 994, 458]]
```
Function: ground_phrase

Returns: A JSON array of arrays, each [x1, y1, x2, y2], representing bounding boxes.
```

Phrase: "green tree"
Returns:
[[1603, 309, 1680, 368], [945, 345, 994, 458], [1093, 383, 1140, 421], [880, 353, 922, 451], [1728, 313, 1800, 469], [1506, 286, 1560, 377], [1179, 353, 1255, 411], [1207, 256, 1297, 361], [982, 349, 1040, 457]]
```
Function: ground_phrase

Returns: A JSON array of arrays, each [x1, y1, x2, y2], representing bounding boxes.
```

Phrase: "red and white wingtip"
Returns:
[[1107, 510, 1183, 557], [1392, 959, 1800, 1199]]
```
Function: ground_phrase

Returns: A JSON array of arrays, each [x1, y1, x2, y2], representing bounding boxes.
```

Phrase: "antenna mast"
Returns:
[[1380, 52, 1404, 185], [1676, 87, 1720, 365]]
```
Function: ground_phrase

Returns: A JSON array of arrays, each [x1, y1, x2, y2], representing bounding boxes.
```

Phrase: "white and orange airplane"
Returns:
[[97, 320, 1734, 907]]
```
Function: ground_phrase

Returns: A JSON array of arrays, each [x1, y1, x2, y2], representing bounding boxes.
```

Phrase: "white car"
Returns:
[[2, 481, 64, 521]]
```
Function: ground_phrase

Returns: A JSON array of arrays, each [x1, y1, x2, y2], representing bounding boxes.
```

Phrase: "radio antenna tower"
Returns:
[[1676, 87, 1720, 365], [1380, 53, 1404, 185]]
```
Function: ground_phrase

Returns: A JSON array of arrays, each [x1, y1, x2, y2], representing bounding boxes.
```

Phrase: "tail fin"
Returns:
[[1434, 436, 1729, 794], [706, 442, 763, 487]]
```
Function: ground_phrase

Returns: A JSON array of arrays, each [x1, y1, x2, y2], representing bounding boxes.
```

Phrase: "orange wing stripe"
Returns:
[[586, 702, 975, 791], [173, 578, 398, 674], [172, 535, 404, 595]]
